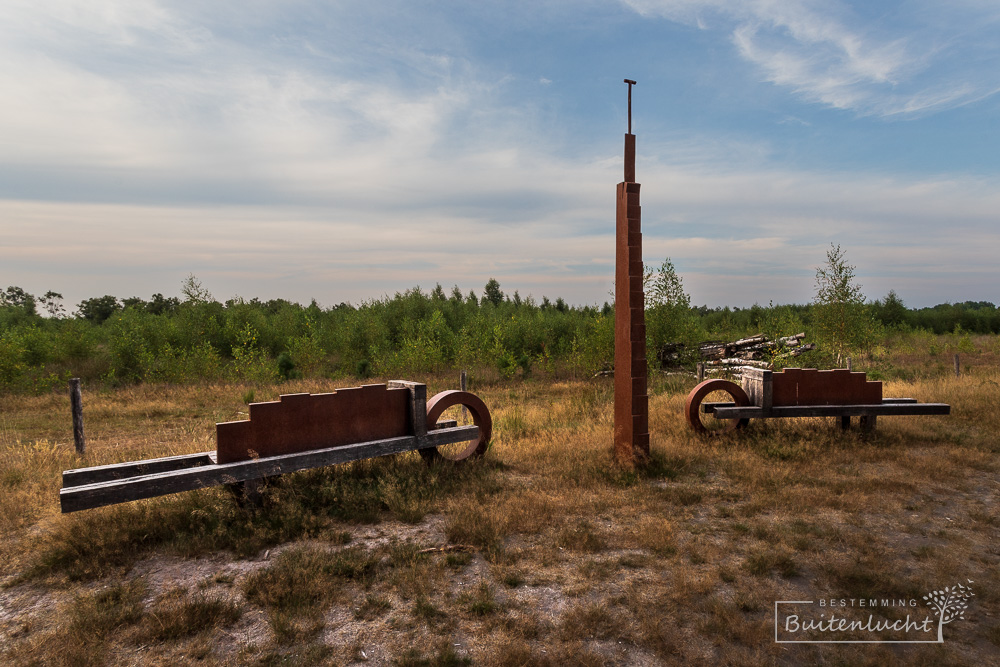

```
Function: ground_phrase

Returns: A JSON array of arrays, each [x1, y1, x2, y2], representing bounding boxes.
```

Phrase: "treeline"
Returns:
[[0, 278, 615, 392], [0, 276, 996, 393]]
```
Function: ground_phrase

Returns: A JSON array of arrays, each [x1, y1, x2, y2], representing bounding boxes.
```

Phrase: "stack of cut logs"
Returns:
[[599, 332, 816, 379], [700, 332, 815, 377]]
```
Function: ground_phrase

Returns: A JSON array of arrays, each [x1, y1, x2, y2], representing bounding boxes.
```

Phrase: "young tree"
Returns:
[[77, 295, 121, 324], [874, 289, 908, 329], [180, 274, 213, 304], [813, 244, 881, 359], [483, 278, 504, 307], [644, 258, 701, 366], [1, 286, 36, 315], [39, 291, 65, 318]]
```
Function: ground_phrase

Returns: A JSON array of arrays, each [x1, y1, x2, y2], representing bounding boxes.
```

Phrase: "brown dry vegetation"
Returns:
[[0, 338, 998, 665]]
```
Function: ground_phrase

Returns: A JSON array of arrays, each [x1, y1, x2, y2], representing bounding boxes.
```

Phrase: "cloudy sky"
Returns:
[[2, 0, 998, 310]]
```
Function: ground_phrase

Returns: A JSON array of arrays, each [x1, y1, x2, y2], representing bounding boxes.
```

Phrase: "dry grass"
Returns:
[[0, 350, 998, 665]]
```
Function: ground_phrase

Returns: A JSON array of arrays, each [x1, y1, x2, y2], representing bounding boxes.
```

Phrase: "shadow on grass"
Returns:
[[17, 453, 502, 582]]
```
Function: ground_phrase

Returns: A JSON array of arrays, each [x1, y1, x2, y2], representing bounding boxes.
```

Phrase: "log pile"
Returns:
[[603, 333, 816, 379], [700, 332, 815, 379], [699, 332, 813, 361]]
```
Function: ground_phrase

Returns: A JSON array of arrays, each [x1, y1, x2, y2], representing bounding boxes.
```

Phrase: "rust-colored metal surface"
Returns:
[[684, 379, 750, 435], [216, 384, 411, 464], [420, 390, 493, 463], [614, 79, 649, 463], [771, 368, 882, 406]]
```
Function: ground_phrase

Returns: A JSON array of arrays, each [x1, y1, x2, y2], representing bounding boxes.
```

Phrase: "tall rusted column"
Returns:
[[614, 79, 649, 464]]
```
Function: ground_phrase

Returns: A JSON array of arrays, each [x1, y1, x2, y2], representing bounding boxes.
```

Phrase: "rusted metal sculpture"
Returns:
[[685, 367, 949, 435], [60, 381, 492, 512], [614, 78, 650, 463]]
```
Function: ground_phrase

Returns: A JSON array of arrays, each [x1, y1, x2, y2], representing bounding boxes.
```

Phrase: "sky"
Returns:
[[2, 0, 999, 311]]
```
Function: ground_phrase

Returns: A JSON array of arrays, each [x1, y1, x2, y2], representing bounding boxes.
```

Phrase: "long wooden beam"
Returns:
[[701, 398, 920, 414], [62, 451, 217, 488], [60, 425, 479, 513], [710, 403, 950, 420]]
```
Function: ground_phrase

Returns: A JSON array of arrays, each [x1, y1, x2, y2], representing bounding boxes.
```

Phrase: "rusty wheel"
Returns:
[[684, 379, 750, 435], [420, 390, 493, 464]]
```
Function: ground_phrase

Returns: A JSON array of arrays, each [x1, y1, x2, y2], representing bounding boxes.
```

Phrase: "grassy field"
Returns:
[[0, 338, 998, 665]]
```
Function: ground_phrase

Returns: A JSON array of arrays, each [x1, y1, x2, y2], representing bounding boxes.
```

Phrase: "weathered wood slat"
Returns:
[[710, 403, 950, 420], [703, 398, 918, 414], [389, 380, 427, 438], [59, 425, 479, 513], [62, 451, 217, 488]]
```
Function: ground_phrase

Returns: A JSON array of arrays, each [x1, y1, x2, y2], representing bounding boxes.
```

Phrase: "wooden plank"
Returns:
[[389, 380, 428, 440], [62, 451, 217, 487], [60, 425, 479, 513], [741, 368, 772, 412], [712, 403, 950, 420]]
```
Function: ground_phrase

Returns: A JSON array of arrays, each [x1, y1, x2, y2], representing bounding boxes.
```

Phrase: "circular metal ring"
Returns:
[[420, 390, 493, 464], [684, 379, 750, 435]]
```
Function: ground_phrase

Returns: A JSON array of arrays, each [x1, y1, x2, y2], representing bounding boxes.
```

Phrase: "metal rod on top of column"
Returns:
[[623, 79, 637, 183], [624, 79, 636, 135]]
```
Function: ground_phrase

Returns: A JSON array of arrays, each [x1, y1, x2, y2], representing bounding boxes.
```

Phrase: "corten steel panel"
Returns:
[[862, 380, 883, 404], [818, 370, 853, 405], [795, 369, 825, 405], [614, 132, 649, 463], [772, 368, 800, 407], [768, 369, 883, 407], [216, 384, 411, 463]]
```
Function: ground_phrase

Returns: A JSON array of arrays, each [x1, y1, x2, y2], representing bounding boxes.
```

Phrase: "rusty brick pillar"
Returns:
[[614, 80, 649, 464]]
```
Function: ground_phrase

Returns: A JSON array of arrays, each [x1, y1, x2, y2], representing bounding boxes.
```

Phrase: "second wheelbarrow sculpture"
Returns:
[[60, 381, 491, 513], [685, 367, 949, 435]]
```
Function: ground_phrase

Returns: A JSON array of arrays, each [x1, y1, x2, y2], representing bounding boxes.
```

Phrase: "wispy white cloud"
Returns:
[[622, 0, 1000, 116]]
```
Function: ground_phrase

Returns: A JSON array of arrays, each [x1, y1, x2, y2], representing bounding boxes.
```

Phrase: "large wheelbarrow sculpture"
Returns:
[[685, 367, 949, 435], [60, 381, 491, 513]]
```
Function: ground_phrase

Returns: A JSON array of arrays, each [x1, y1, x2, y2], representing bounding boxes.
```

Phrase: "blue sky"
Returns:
[[2, 0, 999, 309]]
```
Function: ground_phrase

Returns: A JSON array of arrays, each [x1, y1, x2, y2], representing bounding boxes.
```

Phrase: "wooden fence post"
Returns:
[[954, 354, 960, 378], [69, 378, 86, 455], [846, 357, 853, 371], [696, 362, 705, 382]]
